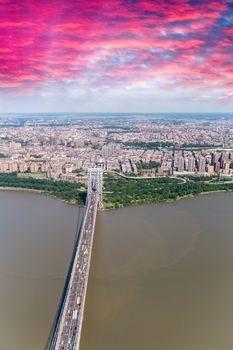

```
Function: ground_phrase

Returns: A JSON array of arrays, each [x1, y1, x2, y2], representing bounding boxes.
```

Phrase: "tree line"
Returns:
[[0, 173, 86, 205]]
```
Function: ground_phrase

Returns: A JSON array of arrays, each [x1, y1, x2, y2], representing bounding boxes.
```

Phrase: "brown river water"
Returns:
[[0, 190, 232, 349]]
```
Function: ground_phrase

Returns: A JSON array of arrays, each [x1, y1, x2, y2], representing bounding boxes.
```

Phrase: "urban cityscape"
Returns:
[[0, 0, 232, 348], [0, 115, 232, 182]]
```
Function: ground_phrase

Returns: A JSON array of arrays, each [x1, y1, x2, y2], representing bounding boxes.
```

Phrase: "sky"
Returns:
[[0, 0, 232, 113]]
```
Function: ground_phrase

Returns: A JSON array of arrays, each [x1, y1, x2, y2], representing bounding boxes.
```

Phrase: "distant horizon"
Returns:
[[0, 112, 232, 115], [0, 111, 232, 121]]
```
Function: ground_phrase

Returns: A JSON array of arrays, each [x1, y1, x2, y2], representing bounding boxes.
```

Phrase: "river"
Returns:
[[0, 190, 81, 350], [0, 191, 233, 349], [80, 192, 233, 350]]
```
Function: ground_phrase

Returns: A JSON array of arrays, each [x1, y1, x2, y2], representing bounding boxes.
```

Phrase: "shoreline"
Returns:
[[0, 186, 232, 211], [0, 186, 79, 206], [104, 189, 233, 210]]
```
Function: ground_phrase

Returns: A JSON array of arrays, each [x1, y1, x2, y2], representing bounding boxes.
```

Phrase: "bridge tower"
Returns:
[[87, 168, 103, 208]]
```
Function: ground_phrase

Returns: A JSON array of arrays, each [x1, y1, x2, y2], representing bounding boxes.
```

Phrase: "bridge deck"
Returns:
[[50, 191, 98, 350]]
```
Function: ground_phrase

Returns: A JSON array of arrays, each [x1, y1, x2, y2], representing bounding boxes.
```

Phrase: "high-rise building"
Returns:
[[41, 162, 49, 172], [177, 156, 184, 172], [30, 162, 39, 173], [8, 163, 18, 172], [18, 162, 28, 173], [188, 157, 195, 172], [49, 136, 58, 146], [102, 145, 109, 159], [199, 156, 206, 174], [214, 152, 219, 164], [207, 165, 214, 175], [215, 161, 221, 174], [211, 152, 214, 166], [0, 162, 9, 172], [107, 143, 115, 156], [223, 162, 230, 174]]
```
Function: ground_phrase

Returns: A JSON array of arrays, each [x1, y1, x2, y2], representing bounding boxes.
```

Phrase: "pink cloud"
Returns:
[[0, 0, 231, 97]]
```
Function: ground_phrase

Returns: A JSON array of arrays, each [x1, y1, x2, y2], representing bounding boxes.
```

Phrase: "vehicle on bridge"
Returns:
[[49, 168, 103, 350]]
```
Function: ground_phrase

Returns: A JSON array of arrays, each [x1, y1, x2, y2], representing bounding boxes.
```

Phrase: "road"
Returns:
[[112, 171, 187, 182], [50, 191, 98, 350]]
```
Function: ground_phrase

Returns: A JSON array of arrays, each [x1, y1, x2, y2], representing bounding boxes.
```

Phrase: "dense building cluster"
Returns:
[[173, 150, 233, 177], [0, 116, 232, 181]]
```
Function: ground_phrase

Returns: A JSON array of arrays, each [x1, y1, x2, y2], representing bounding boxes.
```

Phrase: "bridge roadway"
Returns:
[[50, 190, 98, 350]]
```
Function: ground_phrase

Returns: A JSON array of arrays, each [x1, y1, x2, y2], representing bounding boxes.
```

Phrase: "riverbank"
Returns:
[[81, 192, 233, 350], [0, 173, 232, 210], [0, 173, 86, 206], [0, 187, 80, 206], [103, 176, 233, 209], [104, 189, 233, 210], [1, 185, 232, 211], [0, 189, 79, 350]]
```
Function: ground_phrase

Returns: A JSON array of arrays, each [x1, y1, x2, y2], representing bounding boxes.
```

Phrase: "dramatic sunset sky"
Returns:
[[0, 0, 232, 112]]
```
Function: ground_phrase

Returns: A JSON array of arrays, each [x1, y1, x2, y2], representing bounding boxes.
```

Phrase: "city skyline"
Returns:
[[0, 0, 232, 113]]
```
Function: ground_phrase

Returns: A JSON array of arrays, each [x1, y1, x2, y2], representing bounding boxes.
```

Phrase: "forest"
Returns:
[[0, 173, 86, 205], [0, 173, 232, 209], [103, 175, 233, 209]]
